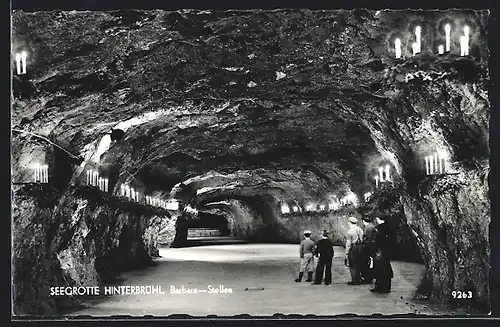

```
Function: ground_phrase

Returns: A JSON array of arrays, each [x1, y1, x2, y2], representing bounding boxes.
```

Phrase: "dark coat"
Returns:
[[373, 222, 394, 279], [314, 237, 334, 260]]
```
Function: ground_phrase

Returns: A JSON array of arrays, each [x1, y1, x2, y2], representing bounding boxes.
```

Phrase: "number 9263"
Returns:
[[452, 290, 473, 299]]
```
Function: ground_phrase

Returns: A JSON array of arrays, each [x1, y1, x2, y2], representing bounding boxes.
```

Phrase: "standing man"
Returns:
[[295, 230, 315, 282], [371, 216, 395, 293], [360, 217, 376, 284], [313, 230, 335, 285], [345, 216, 364, 285]]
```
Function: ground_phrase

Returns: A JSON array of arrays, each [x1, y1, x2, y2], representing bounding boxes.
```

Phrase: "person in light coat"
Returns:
[[295, 230, 315, 282], [345, 217, 364, 285]]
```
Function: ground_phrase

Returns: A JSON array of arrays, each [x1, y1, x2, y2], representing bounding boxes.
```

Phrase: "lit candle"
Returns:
[[120, 184, 124, 196], [385, 165, 390, 181], [438, 45, 444, 54], [460, 36, 466, 56], [425, 156, 429, 175], [438, 153, 444, 174], [125, 186, 130, 198], [43, 165, 48, 183], [415, 26, 421, 53], [429, 156, 434, 174], [464, 26, 470, 56], [395, 38, 401, 59], [98, 177, 102, 190], [445, 24, 451, 52], [21, 51, 27, 74], [86, 170, 89, 185], [434, 153, 439, 174], [15, 53, 22, 75], [131, 188, 135, 200], [412, 42, 418, 56], [375, 175, 379, 188], [104, 178, 108, 192], [378, 167, 384, 182]]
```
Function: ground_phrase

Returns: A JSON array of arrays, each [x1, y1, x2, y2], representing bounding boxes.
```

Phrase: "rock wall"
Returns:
[[401, 167, 490, 311], [11, 184, 168, 315]]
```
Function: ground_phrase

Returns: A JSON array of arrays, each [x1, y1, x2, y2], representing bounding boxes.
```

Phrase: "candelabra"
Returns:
[[33, 163, 49, 183]]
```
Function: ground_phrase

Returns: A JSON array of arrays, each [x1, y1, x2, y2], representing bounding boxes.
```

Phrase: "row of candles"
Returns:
[[32, 163, 49, 183], [85, 169, 180, 210], [425, 150, 449, 175], [86, 170, 109, 192], [119, 184, 180, 209], [14, 51, 28, 75], [394, 24, 470, 58], [281, 201, 347, 215]]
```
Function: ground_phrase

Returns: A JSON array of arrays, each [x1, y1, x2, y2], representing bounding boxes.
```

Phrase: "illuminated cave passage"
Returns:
[[11, 9, 492, 316]]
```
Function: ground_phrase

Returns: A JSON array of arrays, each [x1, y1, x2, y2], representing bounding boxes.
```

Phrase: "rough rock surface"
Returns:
[[12, 185, 169, 315], [11, 9, 490, 313]]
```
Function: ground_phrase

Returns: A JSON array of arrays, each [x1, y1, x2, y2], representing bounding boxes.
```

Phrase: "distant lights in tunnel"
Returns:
[[32, 163, 48, 183], [305, 203, 317, 212], [292, 206, 299, 212], [328, 203, 339, 211], [14, 51, 27, 75], [165, 200, 179, 211], [319, 205, 326, 211], [280, 204, 290, 214]]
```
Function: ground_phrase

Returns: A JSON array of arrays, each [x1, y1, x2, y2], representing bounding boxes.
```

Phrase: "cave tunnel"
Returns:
[[10, 8, 493, 317]]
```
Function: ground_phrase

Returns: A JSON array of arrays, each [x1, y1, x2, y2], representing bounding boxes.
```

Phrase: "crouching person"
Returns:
[[295, 230, 315, 282]]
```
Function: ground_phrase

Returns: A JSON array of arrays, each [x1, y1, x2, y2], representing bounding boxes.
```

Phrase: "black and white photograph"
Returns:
[[11, 3, 494, 318]]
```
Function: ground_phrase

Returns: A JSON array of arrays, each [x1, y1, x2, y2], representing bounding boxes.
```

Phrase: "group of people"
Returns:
[[294, 216, 394, 294]]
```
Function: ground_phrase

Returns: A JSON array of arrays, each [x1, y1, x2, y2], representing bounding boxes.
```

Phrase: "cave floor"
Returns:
[[70, 244, 468, 317]]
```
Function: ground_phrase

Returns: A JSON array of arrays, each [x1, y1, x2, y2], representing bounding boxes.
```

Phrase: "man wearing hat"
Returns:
[[345, 216, 364, 285], [295, 230, 315, 282], [312, 230, 334, 285]]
